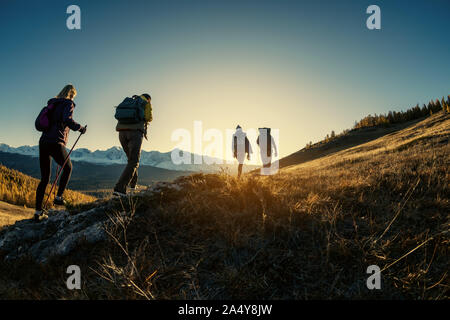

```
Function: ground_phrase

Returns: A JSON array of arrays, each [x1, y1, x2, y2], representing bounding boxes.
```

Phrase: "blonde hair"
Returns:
[[56, 84, 77, 100]]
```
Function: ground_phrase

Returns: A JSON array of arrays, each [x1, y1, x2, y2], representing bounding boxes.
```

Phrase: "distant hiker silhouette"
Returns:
[[232, 125, 253, 179], [34, 84, 87, 222], [113, 93, 153, 196], [256, 127, 277, 174]]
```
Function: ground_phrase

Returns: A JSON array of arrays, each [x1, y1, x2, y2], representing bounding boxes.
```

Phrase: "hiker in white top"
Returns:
[[232, 125, 253, 179]]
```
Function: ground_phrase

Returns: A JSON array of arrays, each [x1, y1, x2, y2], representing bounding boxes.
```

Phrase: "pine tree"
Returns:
[[421, 104, 428, 117], [435, 99, 441, 110], [441, 97, 446, 112], [387, 111, 394, 123], [427, 102, 433, 114]]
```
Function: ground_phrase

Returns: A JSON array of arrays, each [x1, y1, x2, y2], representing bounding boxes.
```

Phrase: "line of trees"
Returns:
[[353, 95, 450, 129]]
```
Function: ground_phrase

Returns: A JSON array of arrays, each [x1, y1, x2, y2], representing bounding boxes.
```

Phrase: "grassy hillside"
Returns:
[[0, 164, 95, 210], [280, 94, 449, 169], [0, 112, 448, 299], [279, 117, 426, 168]]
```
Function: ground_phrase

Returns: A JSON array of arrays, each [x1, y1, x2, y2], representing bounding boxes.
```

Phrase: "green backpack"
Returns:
[[114, 95, 146, 124]]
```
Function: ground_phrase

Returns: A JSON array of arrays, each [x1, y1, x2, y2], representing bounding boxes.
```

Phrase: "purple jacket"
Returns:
[[39, 98, 82, 146]]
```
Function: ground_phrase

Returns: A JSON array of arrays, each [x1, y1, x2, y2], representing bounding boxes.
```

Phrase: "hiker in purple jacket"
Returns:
[[34, 84, 87, 221]]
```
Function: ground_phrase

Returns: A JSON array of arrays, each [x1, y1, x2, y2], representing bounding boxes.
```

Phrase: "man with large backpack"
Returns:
[[256, 127, 278, 175], [232, 125, 252, 179], [113, 93, 152, 196]]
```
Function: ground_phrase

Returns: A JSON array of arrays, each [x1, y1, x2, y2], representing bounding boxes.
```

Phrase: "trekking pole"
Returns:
[[43, 126, 86, 211], [53, 165, 60, 200]]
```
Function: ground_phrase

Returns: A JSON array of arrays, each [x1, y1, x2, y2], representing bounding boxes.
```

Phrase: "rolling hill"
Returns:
[[0, 111, 448, 299], [278, 117, 427, 169], [277, 94, 449, 169]]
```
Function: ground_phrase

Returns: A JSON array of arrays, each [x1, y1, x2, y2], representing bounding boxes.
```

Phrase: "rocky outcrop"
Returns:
[[0, 181, 185, 264], [0, 205, 110, 263]]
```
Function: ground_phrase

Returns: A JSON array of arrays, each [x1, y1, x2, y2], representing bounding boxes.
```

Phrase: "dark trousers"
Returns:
[[36, 142, 72, 210], [115, 130, 143, 192]]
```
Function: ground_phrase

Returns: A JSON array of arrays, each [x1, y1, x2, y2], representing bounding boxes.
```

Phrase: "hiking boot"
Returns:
[[113, 188, 127, 197], [33, 211, 48, 222], [54, 196, 66, 206]]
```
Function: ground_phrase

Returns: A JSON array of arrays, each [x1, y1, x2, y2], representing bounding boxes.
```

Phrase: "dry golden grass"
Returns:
[[0, 164, 96, 212], [0, 201, 34, 227], [0, 112, 448, 299]]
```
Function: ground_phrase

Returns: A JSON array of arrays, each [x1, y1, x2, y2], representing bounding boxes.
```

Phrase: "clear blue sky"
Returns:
[[0, 0, 449, 158]]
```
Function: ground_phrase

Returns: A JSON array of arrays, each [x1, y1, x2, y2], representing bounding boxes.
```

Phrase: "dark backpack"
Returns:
[[114, 96, 146, 124], [35, 103, 57, 132], [233, 136, 250, 157], [257, 128, 272, 157]]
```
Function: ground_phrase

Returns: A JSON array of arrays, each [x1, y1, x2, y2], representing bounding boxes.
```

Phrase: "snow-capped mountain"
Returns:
[[0, 143, 251, 173], [71, 147, 233, 172], [0, 144, 39, 157]]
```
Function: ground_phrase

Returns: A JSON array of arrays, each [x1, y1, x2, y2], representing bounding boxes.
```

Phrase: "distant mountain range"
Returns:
[[0, 143, 256, 173]]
